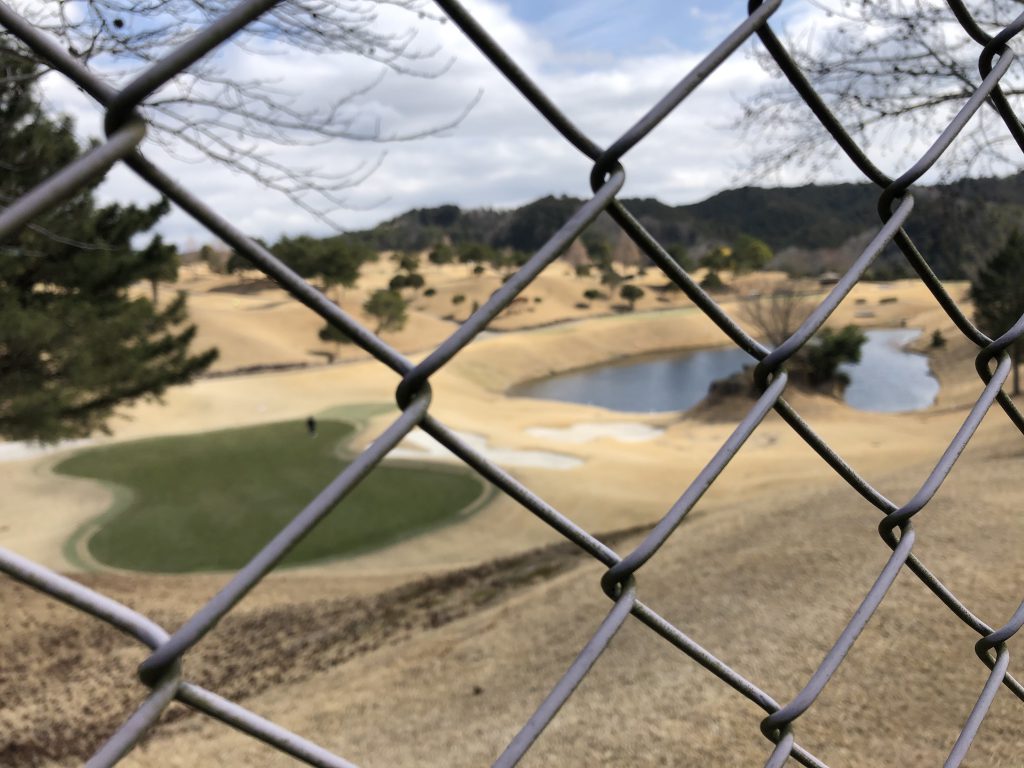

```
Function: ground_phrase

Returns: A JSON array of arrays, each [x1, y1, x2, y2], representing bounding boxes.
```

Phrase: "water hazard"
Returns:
[[839, 328, 938, 413], [513, 327, 938, 414]]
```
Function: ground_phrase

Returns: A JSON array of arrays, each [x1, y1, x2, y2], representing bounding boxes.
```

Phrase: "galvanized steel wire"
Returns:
[[2, 0, 1024, 765]]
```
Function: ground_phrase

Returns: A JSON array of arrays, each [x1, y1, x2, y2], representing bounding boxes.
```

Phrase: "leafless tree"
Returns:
[[739, 285, 814, 348], [13, 0, 478, 225], [741, 0, 1024, 179]]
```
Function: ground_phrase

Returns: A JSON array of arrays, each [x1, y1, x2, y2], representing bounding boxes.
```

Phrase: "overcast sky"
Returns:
[[40, 0, 853, 248]]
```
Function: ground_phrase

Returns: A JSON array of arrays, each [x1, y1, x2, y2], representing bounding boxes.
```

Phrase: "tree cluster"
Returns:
[[268, 235, 376, 298], [276, 235, 372, 289], [581, 232, 627, 287], [389, 251, 425, 292], [740, 288, 865, 390], [459, 241, 530, 274], [702, 235, 773, 274]]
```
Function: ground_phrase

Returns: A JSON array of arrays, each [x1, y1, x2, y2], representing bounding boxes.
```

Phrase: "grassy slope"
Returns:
[[55, 420, 485, 572]]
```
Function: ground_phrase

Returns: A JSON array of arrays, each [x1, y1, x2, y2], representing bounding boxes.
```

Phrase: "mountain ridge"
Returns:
[[333, 173, 1024, 279]]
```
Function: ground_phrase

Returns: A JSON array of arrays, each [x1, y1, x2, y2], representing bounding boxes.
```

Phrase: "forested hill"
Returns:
[[337, 173, 1024, 279]]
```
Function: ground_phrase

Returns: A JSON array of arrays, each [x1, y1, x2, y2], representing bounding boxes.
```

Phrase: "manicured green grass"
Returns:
[[56, 420, 486, 573]]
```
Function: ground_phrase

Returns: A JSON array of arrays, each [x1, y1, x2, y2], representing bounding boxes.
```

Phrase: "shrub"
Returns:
[[318, 322, 352, 344], [700, 270, 725, 292], [803, 325, 867, 387], [583, 289, 608, 301], [393, 251, 420, 273], [428, 243, 455, 265]]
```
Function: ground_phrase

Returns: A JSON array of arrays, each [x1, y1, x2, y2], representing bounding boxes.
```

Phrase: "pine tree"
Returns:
[[972, 231, 1024, 396], [0, 47, 217, 442]]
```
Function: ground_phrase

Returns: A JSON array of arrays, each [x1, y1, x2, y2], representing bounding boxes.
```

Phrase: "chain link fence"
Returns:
[[3, 0, 1024, 765]]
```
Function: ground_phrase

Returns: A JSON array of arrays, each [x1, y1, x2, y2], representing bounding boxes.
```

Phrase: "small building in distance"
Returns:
[[818, 270, 841, 286]]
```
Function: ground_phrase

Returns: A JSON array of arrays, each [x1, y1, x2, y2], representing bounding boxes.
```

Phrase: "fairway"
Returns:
[[56, 420, 487, 572]]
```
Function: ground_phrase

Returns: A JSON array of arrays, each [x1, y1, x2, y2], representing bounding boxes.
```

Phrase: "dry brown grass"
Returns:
[[4, 273, 1022, 766]]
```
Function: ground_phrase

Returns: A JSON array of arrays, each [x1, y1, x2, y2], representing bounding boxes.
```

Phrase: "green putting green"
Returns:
[[56, 420, 487, 573]]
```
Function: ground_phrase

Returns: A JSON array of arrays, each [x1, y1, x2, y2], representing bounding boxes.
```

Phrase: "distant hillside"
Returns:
[[335, 173, 1024, 280]]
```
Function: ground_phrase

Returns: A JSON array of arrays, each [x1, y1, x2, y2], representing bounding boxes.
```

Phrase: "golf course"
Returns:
[[56, 419, 487, 572], [2, 263, 1022, 767]]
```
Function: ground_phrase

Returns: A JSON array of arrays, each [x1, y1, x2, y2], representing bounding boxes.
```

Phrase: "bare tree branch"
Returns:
[[739, 283, 814, 348], [14, 0, 476, 229], [739, 0, 1024, 181]]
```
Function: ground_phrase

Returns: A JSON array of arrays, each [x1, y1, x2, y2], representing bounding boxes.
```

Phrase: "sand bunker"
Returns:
[[0, 439, 93, 464], [389, 429, 582, 469], [525, 422, 665, 444]]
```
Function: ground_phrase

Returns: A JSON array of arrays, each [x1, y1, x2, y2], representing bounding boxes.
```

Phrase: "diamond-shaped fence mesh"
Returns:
[[3, 0, 1024, 765]]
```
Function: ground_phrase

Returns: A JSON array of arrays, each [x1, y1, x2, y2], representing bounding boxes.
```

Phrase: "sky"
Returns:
[[39, 0, 844, 248]]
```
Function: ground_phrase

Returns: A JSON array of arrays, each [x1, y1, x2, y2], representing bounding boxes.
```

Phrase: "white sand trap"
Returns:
[[0, 439, 93, 464], [389, 429, 582, 470], [525, 422, 664, 444]]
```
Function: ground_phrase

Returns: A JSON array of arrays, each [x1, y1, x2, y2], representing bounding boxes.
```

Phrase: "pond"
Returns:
[[513, 327, 938, 414], [839, 328, 939, 413]]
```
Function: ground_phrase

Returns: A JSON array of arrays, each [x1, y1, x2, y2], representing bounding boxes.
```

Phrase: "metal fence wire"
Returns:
[[3, 0, 1024, 765]]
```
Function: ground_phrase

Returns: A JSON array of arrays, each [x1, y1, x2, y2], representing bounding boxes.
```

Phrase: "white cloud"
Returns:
[[36, 0, 840, 247]]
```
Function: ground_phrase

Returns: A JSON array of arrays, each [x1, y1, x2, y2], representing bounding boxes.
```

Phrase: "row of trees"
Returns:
[[227, 234, 377, 300], [574, 231, 774, 289], [427, 240, 532, 275], [219, 228, 774, 298]]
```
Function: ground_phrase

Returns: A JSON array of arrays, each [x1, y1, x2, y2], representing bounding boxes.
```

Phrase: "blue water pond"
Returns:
[[514, 328, 938, 414]]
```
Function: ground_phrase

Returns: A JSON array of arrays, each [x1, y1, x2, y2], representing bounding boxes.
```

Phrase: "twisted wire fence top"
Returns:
[[3, 0, 1024, 765]]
